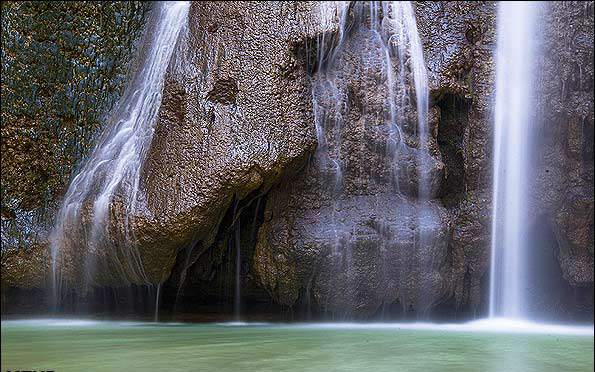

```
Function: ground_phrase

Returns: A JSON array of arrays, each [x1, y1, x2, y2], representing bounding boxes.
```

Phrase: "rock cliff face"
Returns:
[[123, 2, 324, 284], [1, 1, 149, 292], [1, 1, 593, 320], [524, 1, 594, 320], [253, 1, 496, 318]]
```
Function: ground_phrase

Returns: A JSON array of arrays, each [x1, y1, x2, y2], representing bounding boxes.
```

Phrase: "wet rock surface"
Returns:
[[524, 1, 594, 319], [253, 1, 497, 318], [1, 1, 593, 320]]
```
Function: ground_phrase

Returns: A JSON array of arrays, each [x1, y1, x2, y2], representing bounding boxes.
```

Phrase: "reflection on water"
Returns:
[[1, 321, 593, 372]]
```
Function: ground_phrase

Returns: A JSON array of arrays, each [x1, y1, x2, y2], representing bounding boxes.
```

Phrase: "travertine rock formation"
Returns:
[[1, 1, 592, 320]]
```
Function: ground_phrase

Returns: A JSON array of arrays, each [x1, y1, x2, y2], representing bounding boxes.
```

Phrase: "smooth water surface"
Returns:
[[2, 320, 593, 372]]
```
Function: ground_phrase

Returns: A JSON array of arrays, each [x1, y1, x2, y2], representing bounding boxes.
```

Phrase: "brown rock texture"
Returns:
[[533, 2, 594, 285], [1, 1, 592, 320], [253, 1, 497, 318], [521, 1, 594, 319], [122, 2, 330, 284]]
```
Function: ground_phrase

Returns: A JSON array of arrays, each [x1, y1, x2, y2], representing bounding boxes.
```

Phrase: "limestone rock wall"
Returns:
[[253, 1, 497, 317], [1, 1, 592, 320], [1, 1, 149, 291]]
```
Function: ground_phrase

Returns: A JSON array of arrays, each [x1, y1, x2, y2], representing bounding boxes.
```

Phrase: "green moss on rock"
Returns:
[[1, 1, 149, 252]]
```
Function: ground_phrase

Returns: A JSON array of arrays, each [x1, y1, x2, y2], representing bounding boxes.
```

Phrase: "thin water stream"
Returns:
[[50, 1, 191, 307]]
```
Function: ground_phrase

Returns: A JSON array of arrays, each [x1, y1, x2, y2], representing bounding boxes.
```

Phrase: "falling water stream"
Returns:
[[489, 1, 540, 320], [312, 1, 431, 317], [314, 1, 428, 191], [50, 1, 191, 308], [154, 283, 161, 322], [234, 221, 242, 322], [390, 2, 429, 201]]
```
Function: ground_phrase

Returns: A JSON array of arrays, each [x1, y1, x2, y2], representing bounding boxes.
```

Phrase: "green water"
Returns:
[[1, 321, 593, 372]]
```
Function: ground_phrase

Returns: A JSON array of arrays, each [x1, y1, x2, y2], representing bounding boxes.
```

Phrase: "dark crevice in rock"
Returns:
[[437, 93, 471, 208], [1, 287, 48, 316], [159, 188, 279, 320], [206, 77, 238, 104], [299, 4, 359, 77], [299, 31, 341, 77]]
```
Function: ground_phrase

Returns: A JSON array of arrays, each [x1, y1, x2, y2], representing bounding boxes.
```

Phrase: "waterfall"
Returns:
[[154, 282, 161, 322], [234, 221, 242, 321], [489, 2, 539, 319], [388, 1, 429, 200], [313, 1, 430, 315], [51, 1, 191, 308], [387, 2, 431, 315]]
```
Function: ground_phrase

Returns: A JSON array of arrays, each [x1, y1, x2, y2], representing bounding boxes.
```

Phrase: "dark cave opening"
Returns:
[[157, 189, 287, 322], [436, 93, 471, 208]]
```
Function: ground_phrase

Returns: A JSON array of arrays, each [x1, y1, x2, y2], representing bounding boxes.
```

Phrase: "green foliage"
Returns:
[[1, 1, 149, 247]]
